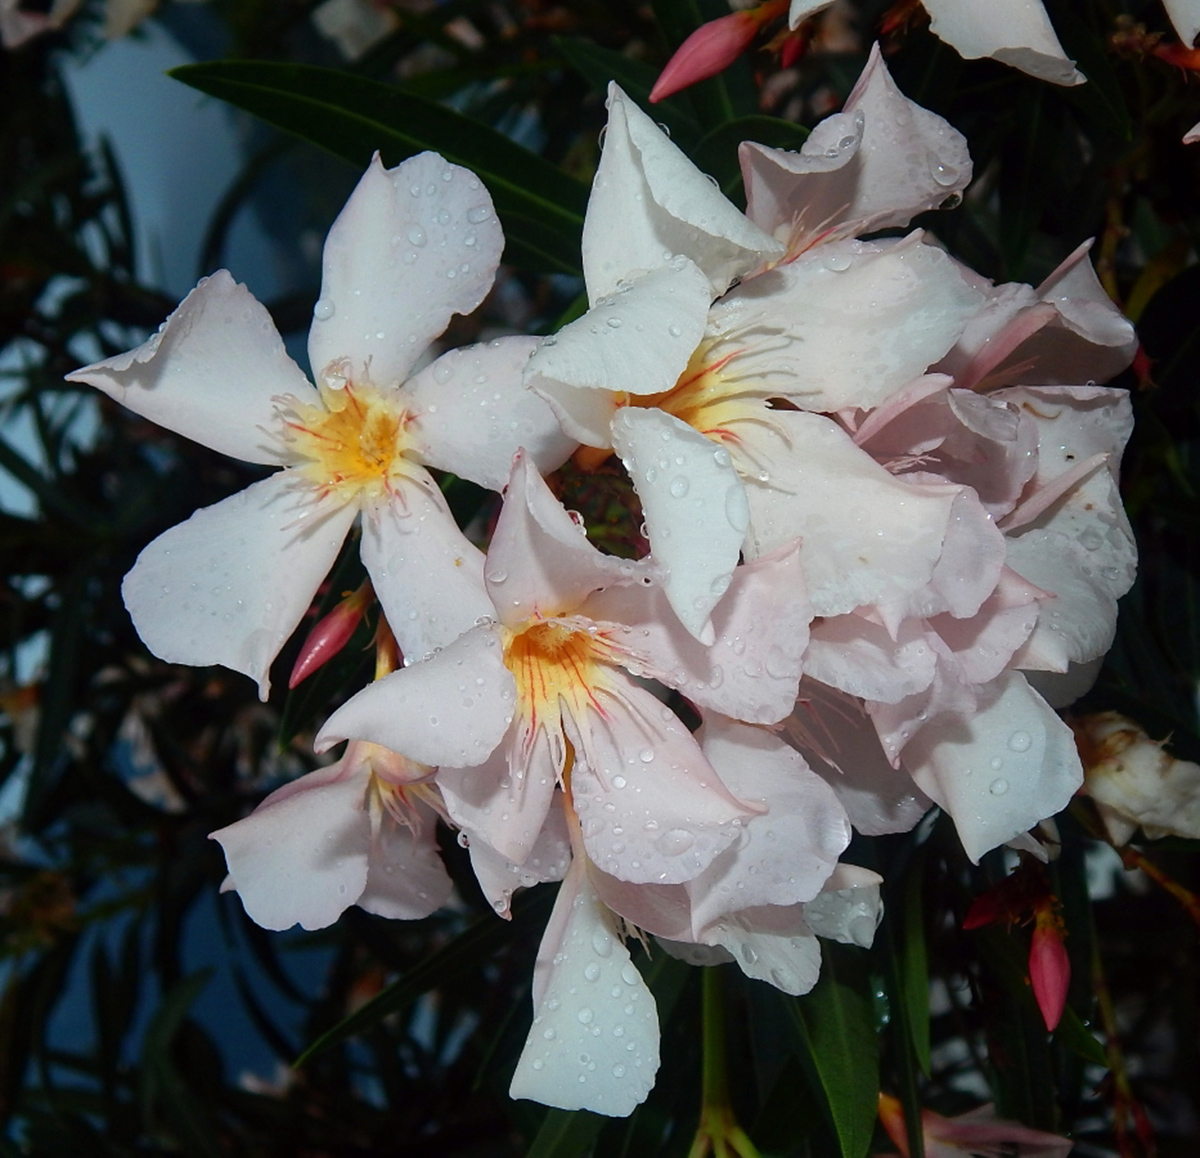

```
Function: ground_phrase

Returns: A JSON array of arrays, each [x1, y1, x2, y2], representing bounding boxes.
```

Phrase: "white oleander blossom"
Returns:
[[68, 151, 574, 698]]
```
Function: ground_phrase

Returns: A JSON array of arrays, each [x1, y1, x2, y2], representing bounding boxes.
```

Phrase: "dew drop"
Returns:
[[638, 748, 654, 763], [725, 485, 750, 533], [466, 205, 491, 224], [1007, 731, 1032, 753], [823, 253, 852, 272], [670, 476, 690, 498], [655, 828, 696, 856], [928, 154, 960, 186], [989, 778, 1009, 796], [612, 775, 627, 789], [584, 963, 601, 982], [408, 226, 427, 247], [577, 1007, 594, 1025], [312, 298, 334, 321]]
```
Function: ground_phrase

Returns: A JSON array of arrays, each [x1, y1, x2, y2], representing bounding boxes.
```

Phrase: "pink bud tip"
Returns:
[[962, 891, 1002, 930], [288, 583, 372, 689], [650, 12, 759, 102], [1029, 918, 1070, 1031]]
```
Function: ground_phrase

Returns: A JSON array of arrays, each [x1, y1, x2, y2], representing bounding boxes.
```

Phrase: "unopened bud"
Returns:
[[1029, 907, 1069, 1031], [288, 581, 372, 688]]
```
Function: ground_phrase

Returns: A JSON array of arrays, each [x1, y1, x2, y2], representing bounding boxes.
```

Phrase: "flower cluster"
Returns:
[[69, 46, 1136, 1118]]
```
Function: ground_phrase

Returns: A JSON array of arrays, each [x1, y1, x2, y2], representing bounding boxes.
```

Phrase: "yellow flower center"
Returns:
[[282, 378, 419, 502]]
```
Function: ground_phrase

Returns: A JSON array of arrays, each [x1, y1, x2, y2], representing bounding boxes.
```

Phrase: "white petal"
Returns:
[[804, 614, 937, 703], [466, 798, 572, 917], [526, 260, 711, 412], [510, 861, 659, 1116], [902, 672, 1083, 862], [612, 407, 745, 641], [315, 624, 516, 764], [66, 270, 316, 465], [582, 85, 781, 301], [588, 867, 693, 941], [307, 152, 503, 389], [788, 0, 832, 28], [568, 684, 755, 885], [486, 451, 650, 626], [359, 801, 454, 920], [1165, 0, 1200, 45], [803, 864, 884, 948], [439, 725, 559, 866], [122, 473, 357, 700], [707, 905, 822, 996], [1186, 119, 1200, 145], [579, 539, 810, 725], [360, 484, 493, 661], [708, 233, 984, 413], [687, 718, 849, 932], [210, 762, 369, 931], [404, 336, 576, 490], [786, 682, 932, 837], [922, 0, 1083, 85]]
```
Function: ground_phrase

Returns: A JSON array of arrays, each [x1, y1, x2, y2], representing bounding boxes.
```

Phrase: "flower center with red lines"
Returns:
[[282, 377, 419, 502]]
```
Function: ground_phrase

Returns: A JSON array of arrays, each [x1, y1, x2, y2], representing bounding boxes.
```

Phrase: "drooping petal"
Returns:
[[707, 232, 984, 413], [927, 1103, 1074, 1157], [579, 539, 810, 726], [525, 260, 712, 431], [315, 624, 516, 765], [612, 407, 746, 641], [686, 717, 850, 933], [1165, 0, 1200, 45], [705, 905, 822, 995], [740, 44, 972, 246], [486, 450, 650, 626], [466, 797, 572, 917], [588, 866, 693, 942], [360, 483, 493, 661], [404, 336, 576, 489], [66, 270, 316, 466], [568, 683, 756, 885], [510, 860, 659, 1116], [582, 84, 781, 301], [785, 684, 932, 837], [802, 863, 884, 948], [210, 761, 369, 931], [902, 672, 1083, 863], [359, 803, 455, 920], [307, 152, 503, 389], [122, 473, 358, 700], [439, 724, 560, 865], [921, 0, 1083, 86]]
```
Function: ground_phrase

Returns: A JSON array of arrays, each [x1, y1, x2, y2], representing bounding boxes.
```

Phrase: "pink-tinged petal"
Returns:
[[741, 411, 968, 617], [710, 232, 984, 414], [786, 683, 932, 836], [706, 905, 822, 995], [588, 865, 693, 941], [687, 718, 849, 931], [1038, 240, 1135, 351], [308, 152, 503, 389], [360, 485, 492, 661], [403, 336, 576, 490], [526, 260, 711, 416], [580, 539, 810, 725], [315, 624, 516, 764], [612, 407, 745, 642], [359, 803, 454, 919], [510, 860, 659, 1116], [928, 1103, 1074, 1157], [1165, 0, 1200, 45], [122, 473, 357, 701], [929, 567, 1043, 685], [804, 614, 937, 703], [788, 0, 832, 28], [486, 451, 650, 626], [803, 863, 884, 948], [467, 797, 572, 917], [210, 761, 369, 931], [568, 684, 756, 885], [582, 85, 781, 302], [439, 725, 559, 865], [66, 270, 316, 465], [922, 0, 1083, 85], [902, 672, 1083, 862]]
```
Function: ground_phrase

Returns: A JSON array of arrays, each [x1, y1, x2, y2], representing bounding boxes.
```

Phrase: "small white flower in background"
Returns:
[[1074, 712, 1200, 844], [68, 151, 574, 699]]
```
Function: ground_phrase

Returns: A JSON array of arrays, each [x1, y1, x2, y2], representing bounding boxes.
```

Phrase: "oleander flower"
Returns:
[[525, 60, 985, 642], [68, 151, 574, 698], [878, 1092, 1074, 1157]]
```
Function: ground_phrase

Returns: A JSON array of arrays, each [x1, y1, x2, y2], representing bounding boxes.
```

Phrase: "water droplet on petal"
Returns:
[[670, 476, 690, 498], [1008, 731, 1032, 753], [313, 298, 334, 321]]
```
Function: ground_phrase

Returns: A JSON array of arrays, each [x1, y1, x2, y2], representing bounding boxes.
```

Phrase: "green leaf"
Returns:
[[786, 942, 880, 1158], [1054, 1004, 1108, 1069], [554, 37, 702, 148], [169, 61, 588, 274], [295, 885, 555, 1065], [526, 1108, 607, 1158], [899, 853, 931, 1076]]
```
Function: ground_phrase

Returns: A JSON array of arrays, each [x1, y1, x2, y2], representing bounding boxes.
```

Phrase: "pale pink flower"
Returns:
[[878, 1092, 1074, 1157]]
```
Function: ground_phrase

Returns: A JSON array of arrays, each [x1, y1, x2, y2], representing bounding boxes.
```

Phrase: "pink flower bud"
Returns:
[[650, 11, 761, 102], [288, 581, 372, 689], [1029, 909, 1070, 1031]]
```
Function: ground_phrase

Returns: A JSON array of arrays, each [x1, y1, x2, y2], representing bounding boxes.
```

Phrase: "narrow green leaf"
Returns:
[[169, 61, 587, 274], [295, 885, 555, 1065], [1054, 1004, 1108, 1069], [526, 1107, 606, 1158], [900, 852, 931, 1076], [787, 942, 880, 1158]]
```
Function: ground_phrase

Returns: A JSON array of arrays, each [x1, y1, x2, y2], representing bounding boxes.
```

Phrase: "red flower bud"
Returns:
[[1029, 907, 1070, 1031], [288, 581, 372, 689]]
